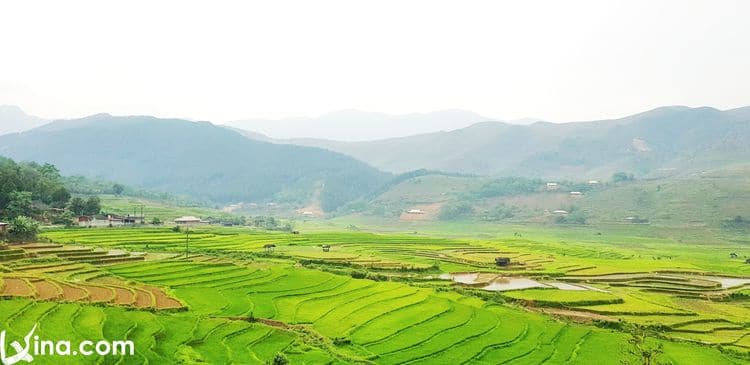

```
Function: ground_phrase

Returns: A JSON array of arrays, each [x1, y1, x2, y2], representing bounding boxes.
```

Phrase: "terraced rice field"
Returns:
[[0, 226, 747, 363]]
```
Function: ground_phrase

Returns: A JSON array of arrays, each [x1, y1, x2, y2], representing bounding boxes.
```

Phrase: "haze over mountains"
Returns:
[[225, 109, 539, 141], [1, 104, 750, 211], [0, 105, 49, 135], [0, 113, 390, 210], [237, 106, 750, 179]]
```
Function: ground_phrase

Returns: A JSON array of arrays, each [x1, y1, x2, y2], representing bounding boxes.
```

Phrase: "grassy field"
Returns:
[[98, 195, 226, 221], [0, 225, 743, 363]]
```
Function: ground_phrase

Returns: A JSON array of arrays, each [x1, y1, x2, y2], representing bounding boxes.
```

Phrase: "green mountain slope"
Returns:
[[248, 106, 750, 179], [0, 114, 390, 210]]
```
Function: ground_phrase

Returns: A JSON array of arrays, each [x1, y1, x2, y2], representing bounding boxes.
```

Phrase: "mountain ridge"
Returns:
[[224, 109, 541, 141], [0, 105, 50, 135], [0, 114, 391, 210], [232, 105, 750, 179]]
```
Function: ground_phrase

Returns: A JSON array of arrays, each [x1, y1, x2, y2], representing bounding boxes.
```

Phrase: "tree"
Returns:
[[7, 216, 39, 243], [5, 191, 33, 219], [84, 196, 101, 215], [50, 187, 71, 207], [51, 211, 75, 227], [150, 217, 162, 225], [68, 197, 86, 215], [112, 183, 125, 195], [620, 325, 666, 365]]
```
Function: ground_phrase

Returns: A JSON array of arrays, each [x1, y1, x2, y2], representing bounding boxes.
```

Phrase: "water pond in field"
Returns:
[[483, 278, 547, 291], [441, 273, 600, 292], [692, 276, 750, 289]]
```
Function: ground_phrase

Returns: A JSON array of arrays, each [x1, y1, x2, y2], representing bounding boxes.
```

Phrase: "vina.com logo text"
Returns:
[[0, 324, 135, 364]]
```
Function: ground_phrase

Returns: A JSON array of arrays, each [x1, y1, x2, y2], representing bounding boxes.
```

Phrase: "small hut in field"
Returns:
[[495, 257, 511, 267], [322, 244, 331, 252], [263, 244, 276, 253]]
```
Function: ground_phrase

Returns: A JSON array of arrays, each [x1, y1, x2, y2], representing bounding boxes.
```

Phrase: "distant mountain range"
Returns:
[[234, 106, 750, 179], [0, 114, 390, 210], [224, 109, 540, 141], [3, 104, 750, 212], [0, 105, 49, 135]]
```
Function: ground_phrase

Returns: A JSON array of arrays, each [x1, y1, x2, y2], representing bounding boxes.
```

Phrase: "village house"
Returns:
[[322, 244, 331, 252], [570, 191, 583, 196], [407, 209, 424, 214], [263, 244, 276, 253], [546, 182, 559, 191], [0, 222, 8, 234], [175, 216, 202, 225], [124, 215, 145, 224]]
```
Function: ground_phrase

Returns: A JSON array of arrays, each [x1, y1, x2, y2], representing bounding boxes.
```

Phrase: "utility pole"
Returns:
[[185, 227, 190, 259]]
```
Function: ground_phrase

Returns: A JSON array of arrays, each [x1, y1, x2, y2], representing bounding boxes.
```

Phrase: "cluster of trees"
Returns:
[[480, 203, 520, 221], [554, 207, 587, 224], [613, 171, 636, 183], [1, 157, 70, 218], [473, 177, 543, 198], [1, 157, 74, 242], [438, 202, 474, 220], [68, 196, 101, 216], [248, 216, 294, 232]]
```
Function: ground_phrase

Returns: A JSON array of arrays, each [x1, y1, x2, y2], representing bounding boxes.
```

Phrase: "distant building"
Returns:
[[175, 216, 202, 225], [407, 209, 424, 214], [322, 244, 331, 252], [570, 191, 583, 196], [301, 211, 314, 216], [77, 216, 92, 227], [263, 244, 276, 253], [730, 252, 739, 259], [0, 222, 8, 233], [587, 180, 600, 185], [546, 182, 559, 191], [124, 215, 144, 224], [552, 210, 568, 215]]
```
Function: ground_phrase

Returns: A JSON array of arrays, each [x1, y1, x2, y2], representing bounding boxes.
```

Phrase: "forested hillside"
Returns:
[[0, 114, 391, 211]]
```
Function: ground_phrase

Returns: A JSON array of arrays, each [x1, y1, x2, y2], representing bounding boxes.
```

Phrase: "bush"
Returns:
[[271, 353, 289, 365], [555, 210, 587, 224], [612, 172, 635, 183], [7, 216, 40, 243]]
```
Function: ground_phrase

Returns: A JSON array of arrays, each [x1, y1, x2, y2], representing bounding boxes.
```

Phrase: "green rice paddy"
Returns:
[[1, 225, 749, 364]]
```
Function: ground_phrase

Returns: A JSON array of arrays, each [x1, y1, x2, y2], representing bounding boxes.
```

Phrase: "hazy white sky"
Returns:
[[1, 0, 748, 123]]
